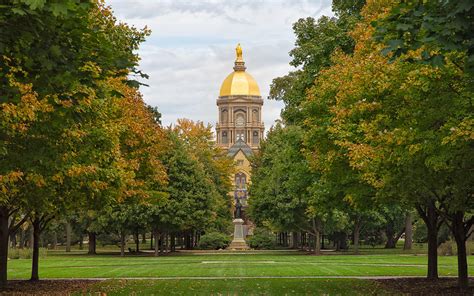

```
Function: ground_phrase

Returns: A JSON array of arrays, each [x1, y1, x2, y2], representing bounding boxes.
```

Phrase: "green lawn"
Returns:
[[81, 278, 385, 295], [8, 250, 473, 279]]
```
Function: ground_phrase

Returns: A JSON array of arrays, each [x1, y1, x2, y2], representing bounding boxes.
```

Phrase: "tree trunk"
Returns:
[[135, 231, 140, 253], [150, 233, 153, 250], [353, 218, 360, 254], [159, 233, 165, 254], [292, 232, 299, 249], [314, 231, 321, 254], [417, 202, 439, 279], [384, 222, 396, 248], [52, 231, 57, 250], [120, 232, 125, 257], [171, 234, 176, 252], [451, 211, 469, 290], [153, 229, 159, 256], [185, 233, 192, 249], [142, 232, 146, 244], [0, 206, 10, 289], [88, 232, 96, 255], [65, 222, 71, 252], [313, 218, 321, 255], [30, 218, 41, 281], [28, 226, 34, 248], [19, 228, 25, 249], [10, 232, 16, 249], [403, 212, 413, 250]]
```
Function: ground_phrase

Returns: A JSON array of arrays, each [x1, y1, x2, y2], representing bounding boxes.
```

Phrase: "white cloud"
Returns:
[[106, 0, 333, 132]]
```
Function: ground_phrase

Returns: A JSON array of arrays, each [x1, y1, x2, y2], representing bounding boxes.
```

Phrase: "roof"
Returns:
[[227, 139, 253, 158], [219, 70, 261, 97]]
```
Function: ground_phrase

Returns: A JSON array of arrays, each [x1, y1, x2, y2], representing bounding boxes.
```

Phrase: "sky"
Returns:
[[106, 0, 334, 130]]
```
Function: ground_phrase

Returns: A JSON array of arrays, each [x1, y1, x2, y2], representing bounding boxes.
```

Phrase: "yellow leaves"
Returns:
[[51, 173, 64, 185], [25, 173, 46, 187], [62, 128, 87, 140], [408, 143, 422, 155], [80, 61, 102, 78], [66, 165, 98, 177], [0, 171, 24, 182], [1, 67, 53, 134], [345, 143, 376, 172], [174, 118, 214, 145], [91, 180, 108, 191], [442, 118, 474, 145], [344, 194, 355, 206], [0, 171, 24, 195]]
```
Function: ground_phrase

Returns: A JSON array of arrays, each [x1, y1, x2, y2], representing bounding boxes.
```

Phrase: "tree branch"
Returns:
[[8, 214, 29, 235]]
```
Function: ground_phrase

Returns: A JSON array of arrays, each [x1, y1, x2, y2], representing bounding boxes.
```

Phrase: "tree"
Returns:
[[249, 124, 324, 254], [307, 0, 473, 288], [0, 0, 150, 286], [158, 130, 220, 247], [269, 1, 365, 125], [173, 119, 233, 232]]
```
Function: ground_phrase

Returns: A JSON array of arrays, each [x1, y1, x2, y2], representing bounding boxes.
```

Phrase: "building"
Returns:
[[216, 44, 264, 236]]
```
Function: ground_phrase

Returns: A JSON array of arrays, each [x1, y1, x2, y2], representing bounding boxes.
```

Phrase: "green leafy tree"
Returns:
[[249, 124, 325, 253], [309, 0, 473, 288], [269, 1, 365, 125], [159, 130, 219, 246], [0, 0, 149, 286], [374, 0, 474, 74]]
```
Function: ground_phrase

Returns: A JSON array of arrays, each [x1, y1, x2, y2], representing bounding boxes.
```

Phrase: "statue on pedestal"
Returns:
[[234, 198, 242, 219]]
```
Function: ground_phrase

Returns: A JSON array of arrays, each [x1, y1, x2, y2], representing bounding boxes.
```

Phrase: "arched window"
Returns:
[[235, 172, 247, 190], [252, 131, 259, 144], [252, 109, 258, 122], [222, 131, 228, 144], [221, 109, 228, 123]]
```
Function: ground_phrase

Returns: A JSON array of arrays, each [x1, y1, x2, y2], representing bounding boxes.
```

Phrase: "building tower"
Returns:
[[216, 44, 264, 238]]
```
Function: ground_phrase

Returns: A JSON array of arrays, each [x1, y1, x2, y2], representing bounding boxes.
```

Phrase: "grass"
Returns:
[[81, 278, 385, 295], [7, 245, 474, 295], [7, 248, 473, 279]]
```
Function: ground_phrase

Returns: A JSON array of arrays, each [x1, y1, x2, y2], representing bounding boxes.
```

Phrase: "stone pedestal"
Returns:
[[228, 218, 249, 250]]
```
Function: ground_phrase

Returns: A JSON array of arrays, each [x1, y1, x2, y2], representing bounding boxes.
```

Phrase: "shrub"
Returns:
[[97, 233, 121, 247], [438, 241, 454, 256], [437, 241, 474, 256], [198, 232, 231, 250], [8, 248, 47, 259], [413, 220, 450, 245], [247, 229, 276, 250]]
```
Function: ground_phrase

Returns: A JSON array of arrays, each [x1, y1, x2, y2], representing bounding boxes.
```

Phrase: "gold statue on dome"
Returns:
[[235, 43, 243, 61]]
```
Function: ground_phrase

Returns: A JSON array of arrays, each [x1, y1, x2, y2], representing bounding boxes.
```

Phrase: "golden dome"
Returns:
[[219, 71, 261, 97], [219, 44, 261, 97]]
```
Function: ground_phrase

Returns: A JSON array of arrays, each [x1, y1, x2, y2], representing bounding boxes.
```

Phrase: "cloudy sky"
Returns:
[[106, 0, 334, 130]]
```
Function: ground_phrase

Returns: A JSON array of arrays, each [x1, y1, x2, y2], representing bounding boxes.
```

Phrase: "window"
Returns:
[[237, 160, 244, 166], [236, 130, 245, 141], [252, 109, 258, 122], [222, 131, 228, 144], [252, 131, 259, 144], [235, 172, 247, 189], [221, 109, 228, 123]]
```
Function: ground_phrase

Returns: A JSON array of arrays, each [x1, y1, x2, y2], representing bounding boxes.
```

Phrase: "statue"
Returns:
[[235, 43, 243, 61], [234, 198, 242, 219]]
